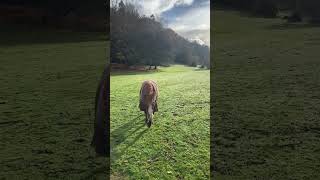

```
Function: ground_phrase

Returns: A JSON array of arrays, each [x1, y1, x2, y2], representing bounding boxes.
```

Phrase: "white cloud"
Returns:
[[180, 29, 210, 46], [167, 5, 210, 46], [190, 37, 205, 45], [131, 0, 194, 16]]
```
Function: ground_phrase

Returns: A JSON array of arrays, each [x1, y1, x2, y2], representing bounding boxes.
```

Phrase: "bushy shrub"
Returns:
[[300, 1, 320, 23], [287, 11, 302, 23], [252, 0, 278, 18]]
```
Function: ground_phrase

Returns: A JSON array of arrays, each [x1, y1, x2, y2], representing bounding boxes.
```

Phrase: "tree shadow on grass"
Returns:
[[111, 115, 148, 162], [265, 22, 320, 30], [110, 70, 163, 77], [0, 25, 107, 47], [81, 163, 109, 180]]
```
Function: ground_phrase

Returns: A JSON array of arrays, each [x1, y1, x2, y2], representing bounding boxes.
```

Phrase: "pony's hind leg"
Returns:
[[139, 100, 145, 111], [153, 102, 158, 114]]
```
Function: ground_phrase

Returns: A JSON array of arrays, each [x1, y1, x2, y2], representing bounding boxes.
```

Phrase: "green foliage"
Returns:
[[216, 0, 279, 17], [110, 65, 210, 179], [287, 11, 302, 22], [252, 0, 279, 18], [115, 52, 126, 63], [216, 0, 320, 23], [300, 1, 320, 22]]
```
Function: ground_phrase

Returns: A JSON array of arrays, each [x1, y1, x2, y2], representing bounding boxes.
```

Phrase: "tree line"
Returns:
[[110, 1, 210, 69], [0, 0, 108, 31], [215, 0, 320, 23]]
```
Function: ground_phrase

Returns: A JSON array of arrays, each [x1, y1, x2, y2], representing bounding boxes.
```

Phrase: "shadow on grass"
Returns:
[[81, 163, 109, 180], [110, 70, 163, 77], [0, 25, 107, 47], [111, 115, 148, 162], [215, 7, 277, 19], [265, 22, 320, 30], [110, 65, 197, 76]]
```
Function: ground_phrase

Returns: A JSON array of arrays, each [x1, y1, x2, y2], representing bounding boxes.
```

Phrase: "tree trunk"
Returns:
[[154, 65, 157, 69]]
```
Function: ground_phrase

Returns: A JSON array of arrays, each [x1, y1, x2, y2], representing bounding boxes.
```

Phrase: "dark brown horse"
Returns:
[[91, 65, 109, 156], [139, 80, 159, 127]]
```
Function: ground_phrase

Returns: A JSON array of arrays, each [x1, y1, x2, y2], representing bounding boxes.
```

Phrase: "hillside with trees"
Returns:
[[110, 1, 210, 69]]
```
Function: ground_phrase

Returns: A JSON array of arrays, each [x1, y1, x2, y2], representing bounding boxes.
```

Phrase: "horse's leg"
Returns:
[[144, 110, 148, 124], [147, 119, 152, 128], [153, 101, 158, 113], [146, 111, 152, 128], [139, 100, 144, 111]]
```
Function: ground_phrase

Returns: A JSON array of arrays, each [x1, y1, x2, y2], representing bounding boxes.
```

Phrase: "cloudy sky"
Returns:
[[117, 0, 210, 46]]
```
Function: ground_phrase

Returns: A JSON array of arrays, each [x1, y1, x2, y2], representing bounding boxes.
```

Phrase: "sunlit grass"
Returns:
[[110, 65, 210, 179]]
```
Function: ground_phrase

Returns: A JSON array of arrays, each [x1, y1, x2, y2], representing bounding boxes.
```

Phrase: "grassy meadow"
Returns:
[[110, 65, 210, 179], [0, 28, 108, 179], [212, 9, 320, 179]]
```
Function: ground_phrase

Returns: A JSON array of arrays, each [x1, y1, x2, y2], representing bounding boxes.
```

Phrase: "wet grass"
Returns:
[[110, 65, 210, 179], [212, 10, 320, 179], [0, 29, 108, 179]]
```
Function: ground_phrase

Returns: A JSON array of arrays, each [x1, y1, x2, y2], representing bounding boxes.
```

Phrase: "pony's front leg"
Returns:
[[144, 111, 148, 124]]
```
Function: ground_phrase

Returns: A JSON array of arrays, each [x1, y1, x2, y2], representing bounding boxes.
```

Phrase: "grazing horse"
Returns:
[[91, 65, 109, 156], [139, 80, 159, 127]]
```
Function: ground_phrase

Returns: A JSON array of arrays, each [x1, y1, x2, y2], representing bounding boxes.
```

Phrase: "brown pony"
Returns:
[[139, 80, 159, 127]]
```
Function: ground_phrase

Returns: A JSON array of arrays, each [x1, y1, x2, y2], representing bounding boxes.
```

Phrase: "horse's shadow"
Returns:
[[111, 114, 148, 162]]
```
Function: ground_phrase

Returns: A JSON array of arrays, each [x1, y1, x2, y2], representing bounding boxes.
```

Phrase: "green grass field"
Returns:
[[110, 65, 210, 179], [3, 8, 320, 180], [0, 29, 108, 179], [212, 10, 320, 179]]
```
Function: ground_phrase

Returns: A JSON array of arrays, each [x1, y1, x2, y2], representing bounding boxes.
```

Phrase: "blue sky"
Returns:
[[116, 0, 210, 46]]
